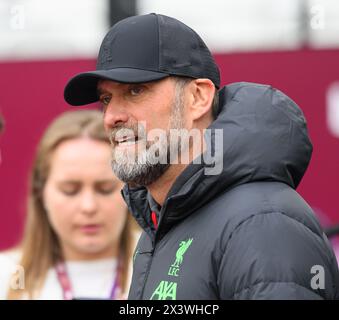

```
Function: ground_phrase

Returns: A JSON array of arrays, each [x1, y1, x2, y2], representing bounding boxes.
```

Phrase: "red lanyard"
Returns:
[[55, 258, 122, 300], [151, 211, 158, 229]]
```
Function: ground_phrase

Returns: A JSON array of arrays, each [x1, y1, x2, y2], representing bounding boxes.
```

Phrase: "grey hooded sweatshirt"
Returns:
[[123, 82, 339, 300]]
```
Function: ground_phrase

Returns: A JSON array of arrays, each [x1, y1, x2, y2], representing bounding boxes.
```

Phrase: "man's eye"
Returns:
[[130, 86, 144, 96], [100, 95, 111, 105]]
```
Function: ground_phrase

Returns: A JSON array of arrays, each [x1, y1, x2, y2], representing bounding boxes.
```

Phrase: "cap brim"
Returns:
[[64, 68, 169, 106]]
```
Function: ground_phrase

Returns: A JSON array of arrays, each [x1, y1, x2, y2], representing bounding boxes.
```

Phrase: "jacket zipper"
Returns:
[[139, 245, 156, 299], [139, 208, 163, 299], [139, 199, 172, 299]]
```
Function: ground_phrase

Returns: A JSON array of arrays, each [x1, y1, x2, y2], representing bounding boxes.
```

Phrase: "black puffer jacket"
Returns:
[[123, 82, 339, 300]]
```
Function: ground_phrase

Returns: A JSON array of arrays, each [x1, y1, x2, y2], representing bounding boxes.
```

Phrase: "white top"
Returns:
[[0, 251, 121, 300]]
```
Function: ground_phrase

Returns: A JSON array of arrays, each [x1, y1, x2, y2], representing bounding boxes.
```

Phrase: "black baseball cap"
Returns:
[[64, 13, 220, 106]]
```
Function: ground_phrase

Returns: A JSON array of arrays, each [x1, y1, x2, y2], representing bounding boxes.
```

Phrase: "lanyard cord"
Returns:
[[55, 257, 122, 300]]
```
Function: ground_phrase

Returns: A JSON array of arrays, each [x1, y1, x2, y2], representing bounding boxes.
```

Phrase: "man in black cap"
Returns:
[[64, 13, 339, 300]]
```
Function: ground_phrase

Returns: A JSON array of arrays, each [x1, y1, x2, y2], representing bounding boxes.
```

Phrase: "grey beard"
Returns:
[[111, 157, 170, 187], [110, 93, 184, 187]]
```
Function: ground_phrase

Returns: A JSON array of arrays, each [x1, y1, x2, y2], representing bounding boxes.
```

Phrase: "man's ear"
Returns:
[[187, 79, 215, 122]]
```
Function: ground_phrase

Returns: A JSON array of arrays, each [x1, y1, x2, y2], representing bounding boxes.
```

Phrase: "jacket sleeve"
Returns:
[[217, 211, 338, 300]]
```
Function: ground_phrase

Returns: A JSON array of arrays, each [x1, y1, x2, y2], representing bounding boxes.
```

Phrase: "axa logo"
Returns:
[[150, 281, 177, 300], [168, 238, 193, 277]]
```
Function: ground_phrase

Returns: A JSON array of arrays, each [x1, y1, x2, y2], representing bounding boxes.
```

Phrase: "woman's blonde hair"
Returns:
[[7, 110, 137, 299]]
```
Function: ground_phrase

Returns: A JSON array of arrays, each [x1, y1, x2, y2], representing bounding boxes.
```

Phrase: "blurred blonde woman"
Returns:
[[0, 110, 139, 299]]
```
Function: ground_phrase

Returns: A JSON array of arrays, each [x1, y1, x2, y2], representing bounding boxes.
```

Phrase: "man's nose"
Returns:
[[103, 103, 129, 131]]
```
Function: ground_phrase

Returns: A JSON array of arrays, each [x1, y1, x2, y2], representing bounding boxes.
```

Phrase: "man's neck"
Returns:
[[147, 162, 187, 206]]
